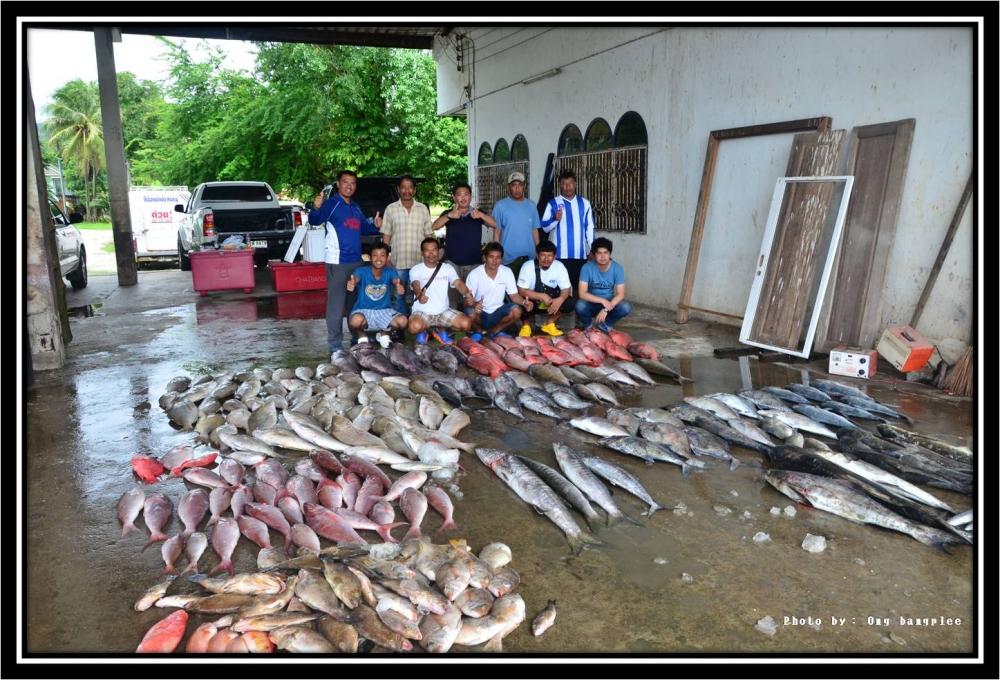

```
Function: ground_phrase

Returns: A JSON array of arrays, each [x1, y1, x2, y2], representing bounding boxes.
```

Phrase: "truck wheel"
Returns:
[[178, 238, 191, 271], [68, 247, 88, 290]]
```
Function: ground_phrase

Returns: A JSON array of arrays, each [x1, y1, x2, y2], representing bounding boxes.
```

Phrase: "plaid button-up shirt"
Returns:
[[382, 199, 434, 269]]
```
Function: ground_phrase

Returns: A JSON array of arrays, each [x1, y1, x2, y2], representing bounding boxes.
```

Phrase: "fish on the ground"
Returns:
[[552, 443, 631, 527], [182, 532, 208, 575], [131, 455, 166, 484], [569, 416, 630, 438], [477, 447, 601, 554], [136, 610, 189, 653], [143, 493, 174, 549], [179, 489, 211, 538], [765, 469, 962, 550], [209, 517, 241, 576], [579, 454, 665, 516], [518, 455, 603, 530], [118, 487, 146, 537], [706, 393, 760, 420], [161, 534, 187, 575], [784, 383, 833, 402], [135, 578, 176, 612], [424, 486, 459, 533], [532, 599, 557, 636], [793, 404, 859, 430], [761, 386, 811, 405], [758, 409, 838, 439]]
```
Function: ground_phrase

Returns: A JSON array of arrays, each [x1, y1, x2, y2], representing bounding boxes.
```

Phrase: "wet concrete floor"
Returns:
[[24, 273, 977, 655]]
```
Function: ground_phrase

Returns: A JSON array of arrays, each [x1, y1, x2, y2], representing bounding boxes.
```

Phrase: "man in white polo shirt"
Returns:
[[464, 242, 534, 339], [407, 237, 475, 345], [516, 240, 574, 337]]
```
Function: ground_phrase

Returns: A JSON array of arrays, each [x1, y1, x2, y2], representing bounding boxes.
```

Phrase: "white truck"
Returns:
[[175, 181, 305, 270], [129, 186, 191, 266]]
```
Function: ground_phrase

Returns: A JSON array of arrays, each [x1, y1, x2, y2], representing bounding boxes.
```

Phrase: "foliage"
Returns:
[[41, 41, 468, 210]]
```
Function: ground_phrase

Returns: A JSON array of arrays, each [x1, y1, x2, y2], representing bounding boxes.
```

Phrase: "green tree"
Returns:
[[116, 72, 168, 185], [44, 79, 105, 220]]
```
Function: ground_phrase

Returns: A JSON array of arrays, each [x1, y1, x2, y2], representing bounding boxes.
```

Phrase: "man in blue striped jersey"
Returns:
[[540, 170, 595, 296]]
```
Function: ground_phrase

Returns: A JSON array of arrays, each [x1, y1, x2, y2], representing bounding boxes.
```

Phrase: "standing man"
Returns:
[[407, 237, 475, 345], [379, 175, 433, 314], [465, 242, 533, 339], [433, 182, 497, 308], [516, 241, 574, 337], [492, 172, 540, 275], [309, 170, 381, 352], [540, 170, 595, 294], [575, 237, 632, 331]]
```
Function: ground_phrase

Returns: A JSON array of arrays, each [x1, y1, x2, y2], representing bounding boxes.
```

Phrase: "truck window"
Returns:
[[201, 185, 274, 202]]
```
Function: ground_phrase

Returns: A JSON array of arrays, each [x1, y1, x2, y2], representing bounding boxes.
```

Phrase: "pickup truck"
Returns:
[[175, 181, 305, 270]]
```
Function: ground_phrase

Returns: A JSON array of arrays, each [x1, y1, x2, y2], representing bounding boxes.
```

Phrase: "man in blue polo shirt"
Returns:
[[309, 170, 381, 352], [575, 237, 632, 331], [492, 171, 540, 274]]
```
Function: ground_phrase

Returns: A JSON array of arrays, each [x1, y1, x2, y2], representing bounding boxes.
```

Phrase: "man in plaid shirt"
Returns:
[[378, 175, 434, 313]]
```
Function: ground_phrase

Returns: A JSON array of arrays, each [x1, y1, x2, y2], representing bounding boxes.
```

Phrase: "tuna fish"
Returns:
[[477, 447, 601, 553], [518, 455, 603, 530]]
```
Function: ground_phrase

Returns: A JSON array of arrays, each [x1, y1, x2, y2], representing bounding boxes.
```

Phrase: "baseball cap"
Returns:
[[507, 171, 526, 184]]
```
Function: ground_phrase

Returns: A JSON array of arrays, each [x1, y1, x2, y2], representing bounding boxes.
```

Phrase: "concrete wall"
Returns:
[[434, 26, 975, 348]]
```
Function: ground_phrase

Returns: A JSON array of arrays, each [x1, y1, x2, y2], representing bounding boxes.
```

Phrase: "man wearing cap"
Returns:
[[540, 170, 595, 295], [491, 171, 540, 276]]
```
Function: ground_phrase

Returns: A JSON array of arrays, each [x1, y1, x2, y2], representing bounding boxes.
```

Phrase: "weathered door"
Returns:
[[816, 119, 916, 351]]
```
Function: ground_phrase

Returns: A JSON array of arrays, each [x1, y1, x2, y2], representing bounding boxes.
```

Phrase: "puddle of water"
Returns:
[[194, 292, 328, 325], [67, 302, 104, 318]]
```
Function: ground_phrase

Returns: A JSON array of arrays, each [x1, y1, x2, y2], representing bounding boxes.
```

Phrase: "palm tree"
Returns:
[[44, 80, 105, 221]]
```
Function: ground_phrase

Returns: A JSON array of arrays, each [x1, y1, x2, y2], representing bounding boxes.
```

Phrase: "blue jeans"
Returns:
[[575, 299, 632, 328], [393, 269, 411, 315]]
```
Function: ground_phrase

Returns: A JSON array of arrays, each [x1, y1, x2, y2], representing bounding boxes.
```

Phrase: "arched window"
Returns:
[[557, 124, 583, 155], [511, 134, 529, 161], [477, 142, 493, 165], [614, 111, 648, 147], [585, 118, 613, 151], [493, 138, 510, 163]]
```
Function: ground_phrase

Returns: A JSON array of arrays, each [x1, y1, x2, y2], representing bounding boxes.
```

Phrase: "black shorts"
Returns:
[[526, 296, 575, 318]]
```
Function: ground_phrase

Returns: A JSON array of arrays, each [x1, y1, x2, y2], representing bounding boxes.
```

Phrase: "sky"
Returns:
[[27, 28, 259, 122]]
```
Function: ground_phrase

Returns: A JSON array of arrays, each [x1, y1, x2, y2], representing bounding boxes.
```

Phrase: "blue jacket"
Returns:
[[308, 194, 379, 264]]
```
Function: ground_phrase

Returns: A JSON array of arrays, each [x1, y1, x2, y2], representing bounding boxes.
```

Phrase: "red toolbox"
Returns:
[[270, 261, 328, 292], [190, 248, 256, 296]]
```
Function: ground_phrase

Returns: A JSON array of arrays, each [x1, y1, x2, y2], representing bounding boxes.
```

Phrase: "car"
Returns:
[[49, 198, 88, 289]]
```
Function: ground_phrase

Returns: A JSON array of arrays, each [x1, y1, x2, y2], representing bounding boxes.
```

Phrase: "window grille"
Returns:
[[474, 161, 529, 215], [553, 146, 646, 234]]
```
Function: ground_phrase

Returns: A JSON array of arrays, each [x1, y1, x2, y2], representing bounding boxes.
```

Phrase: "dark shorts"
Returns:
[[472, 302, 519, 330], [526, 296, 575, 318]]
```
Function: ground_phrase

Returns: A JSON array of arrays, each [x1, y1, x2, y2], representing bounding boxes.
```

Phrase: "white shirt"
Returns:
[[465, 264, 518, 314], [517, 259, 571, 292], [410, 261, 459, 315]]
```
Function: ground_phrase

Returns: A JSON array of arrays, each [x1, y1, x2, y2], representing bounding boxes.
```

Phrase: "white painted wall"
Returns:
[[434, 26, 975, 346]]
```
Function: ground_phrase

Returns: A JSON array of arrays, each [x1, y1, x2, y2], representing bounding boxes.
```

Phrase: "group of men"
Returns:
[[309, 170, 632, 351]]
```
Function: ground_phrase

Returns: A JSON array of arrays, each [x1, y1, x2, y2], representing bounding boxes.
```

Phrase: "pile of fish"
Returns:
[[371, 327, 690, 384], [134, 537, 535, 653], [654, 380, 974, 551], [476, 445, 665, 554], [474, 376, 974, 554]]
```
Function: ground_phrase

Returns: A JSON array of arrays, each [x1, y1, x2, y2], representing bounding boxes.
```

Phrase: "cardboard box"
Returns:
[[876, 324, 934, 373], [829, 346, 878, 378]]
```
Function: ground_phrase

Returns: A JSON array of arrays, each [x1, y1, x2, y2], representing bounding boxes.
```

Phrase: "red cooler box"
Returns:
[[270, 261, 328, 292], [190, 248, 256, 296]]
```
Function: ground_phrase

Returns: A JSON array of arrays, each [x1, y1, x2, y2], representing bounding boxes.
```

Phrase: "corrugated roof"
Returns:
[[45, 24, 446, 49]]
